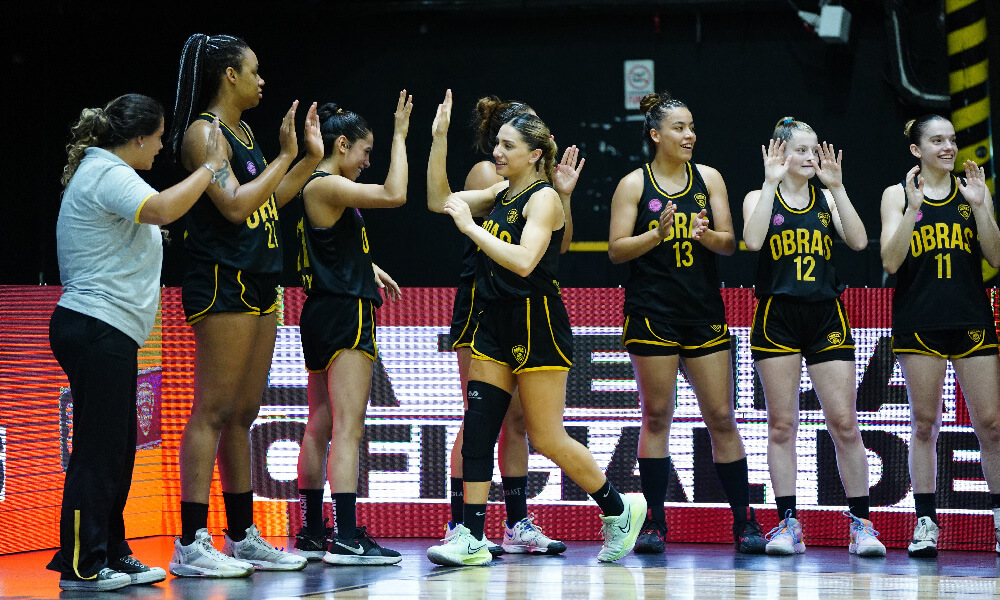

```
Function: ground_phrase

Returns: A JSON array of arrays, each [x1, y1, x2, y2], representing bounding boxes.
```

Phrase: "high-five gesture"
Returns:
[[903, 166, 924, 212], [958, 159, 988, 207], [279, 100, 300, 157], [814, 142, 843, 189], [432, 89, 453, 138], [762, 138, 789, 185], [394, 89, 414, 139], [303, 102, 323, 160], [552, 145, 585, 196]]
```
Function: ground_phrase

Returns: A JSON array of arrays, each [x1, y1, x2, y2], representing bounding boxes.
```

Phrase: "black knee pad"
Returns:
[[461, 380, 512, 482]]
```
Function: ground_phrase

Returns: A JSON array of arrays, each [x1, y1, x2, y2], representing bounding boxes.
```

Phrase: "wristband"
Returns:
[[201, 163, 222, 183]]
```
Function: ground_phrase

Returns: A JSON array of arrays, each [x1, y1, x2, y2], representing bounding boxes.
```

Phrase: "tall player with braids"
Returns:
[[743, 117, 884, 557], [608, 92, 766, 555], [166, 33, 322, 577], [881, 115, 1000, 557], [443, 96, 577, 557], [425, 91, 645, 566], [292, 93, 410, 565]]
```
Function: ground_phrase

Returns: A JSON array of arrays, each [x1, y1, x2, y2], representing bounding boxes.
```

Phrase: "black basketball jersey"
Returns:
[[892, 175, 991, 333], [184, 113, 281, 274], [458, 235, 478, 282], [296, 172, 382, 306], [623, 163, 725, 324], [753, 185, 844, 301], [475, 180, 564, 301]]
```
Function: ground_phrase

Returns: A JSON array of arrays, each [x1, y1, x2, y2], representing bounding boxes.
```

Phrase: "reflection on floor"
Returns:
[[1, 536, 998, 599]]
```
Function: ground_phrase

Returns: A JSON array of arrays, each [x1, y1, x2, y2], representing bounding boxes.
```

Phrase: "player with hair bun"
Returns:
[[743, 117, 883, 557], [291, 92, 411, 565], [425, 90, 644, 566], [608, 91, 766, 555], [442, 94, 576, 557], [881, 114, 1000, 558]]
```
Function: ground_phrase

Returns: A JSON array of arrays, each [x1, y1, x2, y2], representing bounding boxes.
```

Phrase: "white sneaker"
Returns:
[[444, 521, 504, 556], [847, 512, 886, 557], [908, 516, 940, 558], [427, 523, 493, 566], [224, 524, 307, 571], [502, 516, 567, 555], [765, 511, 806, 555], [597, 493, 647, 562], [169, 529, 255, 578]]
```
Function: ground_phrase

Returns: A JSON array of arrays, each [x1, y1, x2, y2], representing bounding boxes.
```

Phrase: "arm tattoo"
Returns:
[[215, 160, 232, 188]]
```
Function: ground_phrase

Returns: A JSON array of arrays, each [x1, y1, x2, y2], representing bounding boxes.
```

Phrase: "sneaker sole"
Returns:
[[765, 544, 805, 556], [168, 563, 255, 578], [633, 543, 665, 555], [501, 543, 567, 555], [295, 549, 327, 561], [850, 545, 887, 557], [598, 494, 647, 563], [240, 559, 307, 571], [59, 576, 132, 591], [488, 545, 505, 557], [426, 549, 492, 567], [907, 545, 938, 558], [127, 568, 167, 585], [322, 553, 402, 566]]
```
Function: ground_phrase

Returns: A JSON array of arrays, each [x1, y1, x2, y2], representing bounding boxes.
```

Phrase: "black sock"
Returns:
[[776, 496, 797, 520], [464, 503, 488, 540], [450, 477, 464, 524], [991, 494, 1000, 509], [914, 493, 937, 524], [222, 491, 253, 541], [298, 489, 325, 534], [180, 501, 209, 545], [502, 476, 528, 526], [847, 496, 870, 521], [638, 457, 669, 522], [714, 457, 751, 523], [590, 479, 625, 517], [333, 493, 357, 540]]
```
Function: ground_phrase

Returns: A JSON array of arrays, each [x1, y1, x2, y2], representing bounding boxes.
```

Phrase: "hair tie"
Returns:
[[782, 117, 794, 125], [336, 108, 344, 115]]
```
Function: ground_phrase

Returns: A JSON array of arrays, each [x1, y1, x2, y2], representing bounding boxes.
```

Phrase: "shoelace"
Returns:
[[116, 556, 144, 569], [356, 526, 379, 548], [197, 535, 237, 561], [844, 512, 880, 538], [764, 522, 790, 541]]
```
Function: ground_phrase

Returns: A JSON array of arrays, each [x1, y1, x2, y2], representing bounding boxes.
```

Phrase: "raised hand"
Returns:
[[394, 89, 413, 139], [958, 159, 987, 207], [656, 201, 676, 239], [302, 102, 323, 159], [432, 89, 453, 138], [552, 145, 585, 195], [903, 165, 924, 212], [443, 196, 476, 235], [762, 138, 789, 185], [814, 141, 843, 188], [278, 100, 299, 157], [691, 209, 709, 240]]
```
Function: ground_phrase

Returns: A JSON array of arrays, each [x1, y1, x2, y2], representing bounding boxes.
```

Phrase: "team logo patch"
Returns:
[[827, 331, 844, 345], [512, 345, 527, 364], [648, 199, 663, 213], [507, 209, 519, 224], [773, 214, 784, 226], [915, 210, 923, 222], [246, 161, 257, 176], [958, 204, 972, 220], [694, 193, 707, 208], [818, 212, 831, 227], [969, 329, 984, 343], [710, 324, 722, 332]]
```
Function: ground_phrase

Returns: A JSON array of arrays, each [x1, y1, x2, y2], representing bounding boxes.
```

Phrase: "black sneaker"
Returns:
[[634, 518, 668, 554], [322, 526, 403, 566], [107, 555, 167, 585], [59, 567, 132, 591], [294, 527, 330, 561], [734, 508, 767, 554]]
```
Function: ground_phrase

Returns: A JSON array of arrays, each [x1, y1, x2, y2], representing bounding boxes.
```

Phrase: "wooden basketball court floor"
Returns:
[[1, 536, 998, 599]]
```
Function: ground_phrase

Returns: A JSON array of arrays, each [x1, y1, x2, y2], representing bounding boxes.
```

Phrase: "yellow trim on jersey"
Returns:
[[200, 112, 254, 150], [645, 162, 693, 199], [920, 175, 960, 207], [452, 281, 477, 350], [543, 296, 572, 366], [814, 299, 853, 353], [501, 179, 548, 206], [760, 297, 797, 352], [517, 298, 533, 370], [369, 300, 379, 358], [72, 510, 96, 580], [685, 326, 730, 350], [134, 192, 156, 223], [517, 365, 571, 373], [776, 185, 816, 214], [186, 264, 221, 324], [308, 300, 376, 373]]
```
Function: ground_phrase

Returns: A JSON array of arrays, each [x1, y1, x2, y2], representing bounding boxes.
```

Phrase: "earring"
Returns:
[[139, 141, 144, 148]]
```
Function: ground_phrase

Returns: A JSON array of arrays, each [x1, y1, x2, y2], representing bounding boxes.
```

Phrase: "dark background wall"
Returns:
[[3, 0, 997, 288]]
